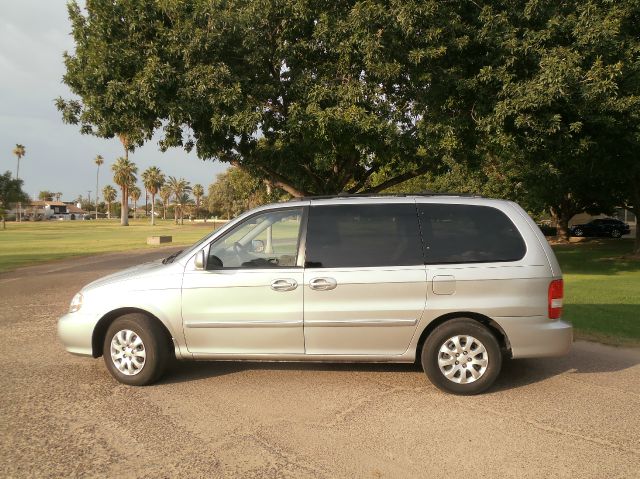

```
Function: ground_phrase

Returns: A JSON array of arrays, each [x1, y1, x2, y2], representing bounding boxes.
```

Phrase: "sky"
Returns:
[[0, 0, 226, 202]]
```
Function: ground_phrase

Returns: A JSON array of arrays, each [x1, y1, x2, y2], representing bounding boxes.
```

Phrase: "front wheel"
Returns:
[[103, 313, 169, 386], [421, 319, 502, 395], [610, 229, 621, 238], [573, 227, 584, 237]]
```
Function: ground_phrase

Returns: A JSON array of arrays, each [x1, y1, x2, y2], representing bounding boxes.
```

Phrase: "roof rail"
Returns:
[[290, 192, 482, 201]]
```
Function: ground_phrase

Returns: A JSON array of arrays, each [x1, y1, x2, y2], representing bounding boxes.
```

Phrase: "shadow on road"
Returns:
[[158, 341, 639, 391]]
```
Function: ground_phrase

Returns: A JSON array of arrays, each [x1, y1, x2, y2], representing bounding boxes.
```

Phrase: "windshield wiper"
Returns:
[[162, 250, 183, 264]]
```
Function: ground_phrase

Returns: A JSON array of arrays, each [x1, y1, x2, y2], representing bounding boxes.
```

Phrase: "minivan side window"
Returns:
[[418, 204, 526, 264], [208, 208, 303, 269], [305, 204, 423, 268]]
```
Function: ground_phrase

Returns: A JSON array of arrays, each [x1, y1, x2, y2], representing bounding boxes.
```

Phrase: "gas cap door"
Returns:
[[432, 275, 456, 295]]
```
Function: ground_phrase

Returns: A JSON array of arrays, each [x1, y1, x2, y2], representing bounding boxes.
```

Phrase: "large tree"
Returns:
[[57, 0, 491, 196], [475, 0, 639, 242]]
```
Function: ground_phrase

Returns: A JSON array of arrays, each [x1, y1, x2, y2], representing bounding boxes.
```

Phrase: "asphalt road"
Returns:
[[1, 250, 639, 478]]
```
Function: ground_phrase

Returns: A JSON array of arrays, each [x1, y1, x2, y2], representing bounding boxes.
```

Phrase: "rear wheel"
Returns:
[[103, 313, 169, 386], [573, 227, 584, 237], [421, 319, 502, 395]]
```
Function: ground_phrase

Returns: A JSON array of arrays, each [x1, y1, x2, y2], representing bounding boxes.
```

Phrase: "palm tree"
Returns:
[[102, 185, 117, 219], [129, 185, 141, 219], [192, 183, 204, 219], [111, 157, 138, 226], [176, 192, 194, 225], [12, 144, 25, 221], [159, 185, 172, 220], [94, 155, 104, 219], [141, 166, 165, 225], [166, 176, 191, 224], [13, 144, 25, 180]]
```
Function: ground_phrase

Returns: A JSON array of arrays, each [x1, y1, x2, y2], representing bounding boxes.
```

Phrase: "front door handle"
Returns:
[[309, 277, 337, 291], [270, 278, 298, 292]]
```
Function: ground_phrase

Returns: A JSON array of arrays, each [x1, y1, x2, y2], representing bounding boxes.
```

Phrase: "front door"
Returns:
[[302, 202, 427, 356], [182, 207, 306, 354]]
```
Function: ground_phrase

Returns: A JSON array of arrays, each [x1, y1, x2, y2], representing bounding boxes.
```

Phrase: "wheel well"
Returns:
[[415, 312, 512, 361], [92, 307, 174, 358]]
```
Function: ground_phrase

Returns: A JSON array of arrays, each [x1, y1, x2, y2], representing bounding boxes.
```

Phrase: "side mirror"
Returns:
[[194, 250, 205, 270], [251, 239, 265, 253]]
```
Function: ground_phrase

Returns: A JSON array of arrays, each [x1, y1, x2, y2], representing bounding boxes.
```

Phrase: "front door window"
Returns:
[[208, 208, 304, 269]]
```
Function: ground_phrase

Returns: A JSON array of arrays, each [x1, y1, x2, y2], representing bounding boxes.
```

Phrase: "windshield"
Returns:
[[164, 224, 228, 264]]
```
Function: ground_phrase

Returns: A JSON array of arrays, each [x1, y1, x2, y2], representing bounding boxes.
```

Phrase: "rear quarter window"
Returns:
[[418, 204, 526, 264]]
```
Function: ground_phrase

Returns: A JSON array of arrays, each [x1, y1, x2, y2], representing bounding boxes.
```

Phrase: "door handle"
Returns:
[[270, 278, 298, 292], [309, 277, 337, 291]]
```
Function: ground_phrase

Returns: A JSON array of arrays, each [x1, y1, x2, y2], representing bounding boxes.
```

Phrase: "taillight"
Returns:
[[548, 279, 563, 319]]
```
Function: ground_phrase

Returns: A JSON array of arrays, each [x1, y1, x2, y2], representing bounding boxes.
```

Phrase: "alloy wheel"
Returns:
[[110, 329, 146, 376], [437, 335, 489, 384]]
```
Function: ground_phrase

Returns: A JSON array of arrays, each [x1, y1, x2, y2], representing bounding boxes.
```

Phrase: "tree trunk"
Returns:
[[629, 204, 640, 257], [174, 202, 178, 224], [549, 205, 573, 243], [133, 200, 137, 219], [121, 186, 129, 226], [150, 194, 156, 226], [107, 202, 111, 219]]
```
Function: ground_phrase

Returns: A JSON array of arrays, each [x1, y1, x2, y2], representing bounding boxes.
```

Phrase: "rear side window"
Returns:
[[418, 204, 526, 264], [305, 204, 423, 268]]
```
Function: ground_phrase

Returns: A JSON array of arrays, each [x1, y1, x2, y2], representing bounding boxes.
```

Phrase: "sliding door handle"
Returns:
[[309, 277, 337, 291]]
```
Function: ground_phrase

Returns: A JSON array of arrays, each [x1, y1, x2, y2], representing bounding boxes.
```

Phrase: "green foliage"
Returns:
[[475, 0, 640, 238], [58, 1, 640, 251], [0, 171, 29, 216], [207, 167, 277, 219], [58, 0, 494, 196], [38, 191, 55, 201]]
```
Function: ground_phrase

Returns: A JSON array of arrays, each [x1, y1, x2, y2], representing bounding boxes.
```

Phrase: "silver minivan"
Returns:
[[58, 195, 572, 394]]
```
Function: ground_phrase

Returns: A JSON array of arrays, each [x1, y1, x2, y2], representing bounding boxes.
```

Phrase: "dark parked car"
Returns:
[[570, 218, 630, 238]]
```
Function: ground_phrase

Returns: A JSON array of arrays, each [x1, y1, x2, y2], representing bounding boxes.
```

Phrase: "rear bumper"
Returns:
[[495, 316, 573, 359], [57, 312, 98, 357]]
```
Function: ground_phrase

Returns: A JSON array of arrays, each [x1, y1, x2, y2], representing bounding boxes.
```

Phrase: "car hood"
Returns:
[[82, 259, 168, 291]]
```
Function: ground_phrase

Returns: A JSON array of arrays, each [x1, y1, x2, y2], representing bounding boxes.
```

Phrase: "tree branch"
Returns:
[[361, 165, 431, 194], [231, 161, 310, 198]]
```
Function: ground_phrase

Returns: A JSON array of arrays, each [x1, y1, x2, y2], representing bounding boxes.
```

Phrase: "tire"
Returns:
[[421, 318, 502, 395], [573, 228, 584, 237], [103, 313, 169, 386], [611, 229, 621, 238]]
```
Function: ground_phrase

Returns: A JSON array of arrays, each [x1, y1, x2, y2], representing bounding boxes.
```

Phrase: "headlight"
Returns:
[[69, 292, 83, 313]]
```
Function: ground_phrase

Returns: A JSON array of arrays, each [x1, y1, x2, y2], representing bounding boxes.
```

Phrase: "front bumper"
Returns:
[[57, 311, 99, 357], [495, 316, 573, 359]]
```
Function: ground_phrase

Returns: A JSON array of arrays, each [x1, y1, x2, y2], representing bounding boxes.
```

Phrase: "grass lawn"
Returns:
[[0, 219, 222, 273], [553, 239, 640, 346]]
